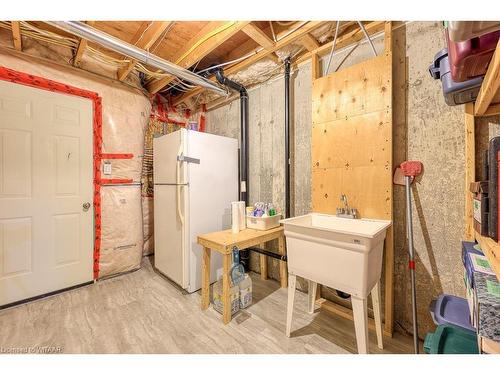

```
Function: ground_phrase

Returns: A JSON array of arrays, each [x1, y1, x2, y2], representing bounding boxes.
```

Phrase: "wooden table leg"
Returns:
[[222, 252, 232, 324], [201, 247, 211, 310], [278, 236, 288, 288], [259, 242, 268, 280]]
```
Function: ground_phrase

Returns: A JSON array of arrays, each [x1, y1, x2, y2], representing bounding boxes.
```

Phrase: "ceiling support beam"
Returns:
[[147, 21, 250, 94], [11, 21, 22, 51], [475, 39, 500, 116], [296, 21, 385, 65], [241, 23, 274, 49], [172, 21, 327, 106], [298, 33, 320, 52], [73, 21, 95, 67], [117, 21, 173, 81]]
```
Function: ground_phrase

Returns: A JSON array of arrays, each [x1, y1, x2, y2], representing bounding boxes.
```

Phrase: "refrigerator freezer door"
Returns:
[[153, 129, 188, 184], [154, 184, 189, 288], [186, 131, 239, 293]]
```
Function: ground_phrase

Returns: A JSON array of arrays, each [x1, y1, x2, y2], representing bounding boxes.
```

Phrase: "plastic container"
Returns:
[[246, 214, 281, 231], [429, 294, 475, 332], [424, 324, 479, 354], [239, 274, 252, 309], [429, 48, 483, 106], [447, 21, 500, 43], [212, 278, 240, 316], [446, 28, 500, 82]]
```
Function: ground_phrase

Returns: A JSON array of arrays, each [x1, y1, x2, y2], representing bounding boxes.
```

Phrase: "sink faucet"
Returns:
[[337, 194, 358, 219]]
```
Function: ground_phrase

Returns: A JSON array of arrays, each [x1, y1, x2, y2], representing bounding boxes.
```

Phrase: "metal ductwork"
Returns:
[[47, 21, 228, 96]]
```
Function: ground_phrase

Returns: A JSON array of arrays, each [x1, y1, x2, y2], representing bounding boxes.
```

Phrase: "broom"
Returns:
[[394, 160, 423, 354]]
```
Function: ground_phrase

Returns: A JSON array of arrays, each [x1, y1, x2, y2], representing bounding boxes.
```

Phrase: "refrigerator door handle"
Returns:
[[177, 154, 200, 164]]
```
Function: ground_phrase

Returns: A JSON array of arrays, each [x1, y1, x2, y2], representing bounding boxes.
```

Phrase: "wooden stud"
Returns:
[[241, 23, 275, 49], [259, 242, 268, 280], [384, 21, 392, 54], [464, 102, 476, 240], [201, 247, 211, 310], [73, 21, 95, 67], [278, 235, 288, 288], [298, 33, 320, 52], [222, 252, 232, 325], [172, 21, 327, 106], [475, 40, 500, 116], [383, 227, 394, 337], [117, 21, 173, 81], [11, 21, 22, 51], [147, 21, 250, 94], [311, 52, 321, 80]]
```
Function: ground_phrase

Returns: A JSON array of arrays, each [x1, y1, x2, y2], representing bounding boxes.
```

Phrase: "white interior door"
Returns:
[[0, 80, 93, 306]]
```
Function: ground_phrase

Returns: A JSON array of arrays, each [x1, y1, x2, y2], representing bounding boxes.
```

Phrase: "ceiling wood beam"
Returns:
[[147, 21, 250, 94], [475, 39, 500, 116], [172, 21, 327, 106], [11, 21, 22, 51], [295, 21, 386, 65], [73, 21, 95, 67], [298, 33, 320, 52], [117, 21, 173, 81], [241, 23, 274, 49]]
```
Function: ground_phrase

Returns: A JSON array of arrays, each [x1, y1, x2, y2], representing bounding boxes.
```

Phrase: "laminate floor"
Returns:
[[0, 257, 414, 354]]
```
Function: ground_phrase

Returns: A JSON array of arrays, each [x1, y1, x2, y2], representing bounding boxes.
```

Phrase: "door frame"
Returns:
[[0, 66, 103, 279]]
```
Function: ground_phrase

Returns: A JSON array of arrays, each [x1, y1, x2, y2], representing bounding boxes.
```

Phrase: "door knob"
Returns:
[[82, 202, 91, 212]]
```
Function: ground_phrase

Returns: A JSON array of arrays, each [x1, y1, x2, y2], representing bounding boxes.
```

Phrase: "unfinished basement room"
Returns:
[[1, 1, 500, 373]]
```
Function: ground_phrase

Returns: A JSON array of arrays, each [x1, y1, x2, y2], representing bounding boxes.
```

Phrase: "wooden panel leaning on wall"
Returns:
[[311, 49, 393, 336]]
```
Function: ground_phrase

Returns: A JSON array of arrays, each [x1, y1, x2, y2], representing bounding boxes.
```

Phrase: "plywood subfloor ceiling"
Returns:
[[0, 21, 385, 108]]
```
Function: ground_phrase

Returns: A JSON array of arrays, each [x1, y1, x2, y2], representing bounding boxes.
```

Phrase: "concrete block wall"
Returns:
[[206, 21, 478, 337]]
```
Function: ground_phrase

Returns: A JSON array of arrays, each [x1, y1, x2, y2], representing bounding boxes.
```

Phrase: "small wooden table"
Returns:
[[197, 226, 287, 324]]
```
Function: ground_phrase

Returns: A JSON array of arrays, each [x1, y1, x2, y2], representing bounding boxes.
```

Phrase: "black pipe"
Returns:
[[284, 57, 291, 218], [248, 247, 287, 262], [215, 69, 249, 204]]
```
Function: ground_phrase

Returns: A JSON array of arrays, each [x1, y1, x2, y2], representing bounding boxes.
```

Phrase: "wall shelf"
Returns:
[[474, 39, 500, 117]]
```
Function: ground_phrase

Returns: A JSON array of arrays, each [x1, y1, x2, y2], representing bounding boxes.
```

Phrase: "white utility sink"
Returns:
[[280, 213, 391, 354]]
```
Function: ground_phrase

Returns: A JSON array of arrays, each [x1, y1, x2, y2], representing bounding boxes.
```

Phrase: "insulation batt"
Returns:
[[0, 39, 151, 279], [99, 185, 144, 278]]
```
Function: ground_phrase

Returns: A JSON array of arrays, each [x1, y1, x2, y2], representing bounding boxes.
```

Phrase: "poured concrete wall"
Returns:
[[206, 21, 475, 337]]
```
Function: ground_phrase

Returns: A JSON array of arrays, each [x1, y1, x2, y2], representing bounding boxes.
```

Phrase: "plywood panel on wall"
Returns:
[[311, 53, 392, 220], [311, 50, 393, 336]]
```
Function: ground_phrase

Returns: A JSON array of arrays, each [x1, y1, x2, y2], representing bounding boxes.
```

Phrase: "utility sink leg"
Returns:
[[371, 281, 384, 349], [308, 280, 317, 313], [286, 273, 297, 337], [352, 296, 369, 354]]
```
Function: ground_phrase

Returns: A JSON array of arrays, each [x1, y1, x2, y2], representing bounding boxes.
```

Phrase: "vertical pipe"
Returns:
[[214, 69, 249, 204], [240, 90, 249, 205], [284, 58, 291, 218]]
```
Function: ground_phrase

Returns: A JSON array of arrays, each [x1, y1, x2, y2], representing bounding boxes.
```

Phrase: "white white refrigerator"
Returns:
[[153, 129, 238, 293]]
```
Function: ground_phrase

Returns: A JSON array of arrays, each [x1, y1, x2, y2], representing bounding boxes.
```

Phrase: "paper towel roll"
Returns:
[[238, 201, 246, 230], [231, 202, 240, 233]]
